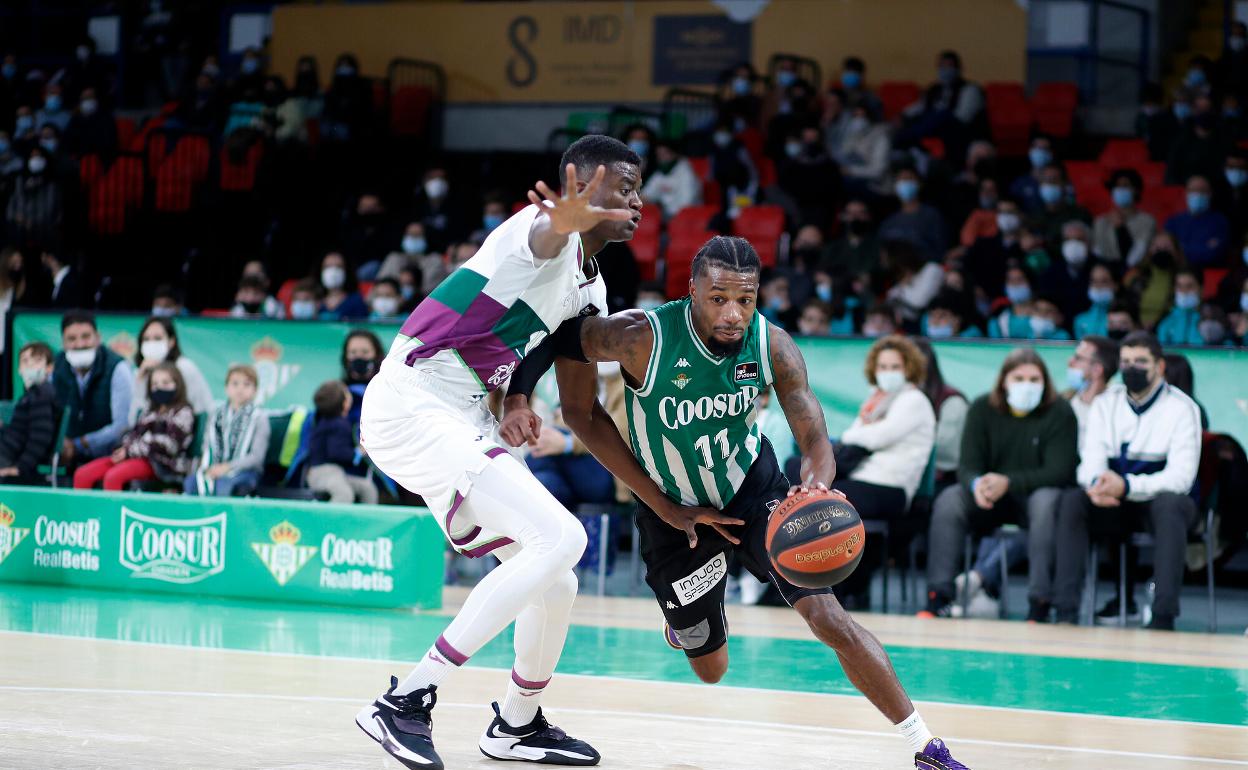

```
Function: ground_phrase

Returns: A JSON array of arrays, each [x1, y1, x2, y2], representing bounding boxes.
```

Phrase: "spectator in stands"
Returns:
[[879, 166, 947, 261], [988, 264, 1035, 338], [899, 50, 985, 165], [1010, 135, 1055, 213], [641, 138, 701, 219], [796, 299, 832, 337], [54, 313, 133, 467], [476, 197, 509, 240], [12, 105, 35, 149], [1196, 301, 1233, 346], [838, 56, 882, 118], [833, 335, 936, 608], [0, 130, 22, 182], [923, 289, 982, 338], [367, 278, 404, 321], [1138, 83, 1181, 162], [775, 124, 839, 228], [230, 275, 283, 319], [288, 279, 321, 320], [821, 87, 851, 161], [150, 284, 186, 318], [73, 362, 194, 491], [1215, 236, 1248, 314], [375, 221, 427, 281], [920, 348, 1077, 622], [62, 87, 117, 157], [0, 342, 58, 485], [833, 102, 891, 197], [1063, 335, 1118, 454], [720, 62, 762, 130], [882, 238, 942, 325], [913, 338, 969, 488], [1073, 263, 1118, 337], [1038, 219, 1095, 317], [320, 53, 372, 144], [1218, 150, 1248, 245], [276, 55, 323, 145], [1229, 275, 1248, 344], [964, 197, 1024, 299], [62, 37, 109, 103], [229, 47, 267, 102], [343, 192, 396, 281], [1182, 55, 1215, 101], [759, 272, 797, 330], [177, 72, 226, 134], [766, 79, 820, 163], [1166, 112, 1225, 185], [1030, 163, 1091, 246], [622, 124, 654, 174], [412, 168, 460, 254], [1025, 296, 1071, 341], [1219, 22, 1248, 97], [0, 248, 31, 338], [862, 305, 898, 337], [1106, 298, 1140, 342], [317, 251, 367, 320], [959, 176, 1001, 248], [1163, 352, 1210, 427], [824, 199, 879, 280], [1155, 269, 1204, 346], [133, 317, 213, 416], [37, 124, 75, 188], [635, 282, 666, 311], [222, 83, 268, 140], [1128, 232, 1183, 327], [1093, 169, 1155, 266], [0, 53, 19, 121], [709, 118, 758, 213], [342, 329, 383, 427], [1053, 332, 1200, 629], [185, 364, 268, 498], [41, 248, 82, 309], [306, 380, 377, 504], [5, 146, 62, 250], [35, 82, 71, 133], [397, 265, 423, 310]]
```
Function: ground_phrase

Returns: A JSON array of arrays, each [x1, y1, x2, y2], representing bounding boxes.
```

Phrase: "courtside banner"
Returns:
[[0, 487, 443, 610]]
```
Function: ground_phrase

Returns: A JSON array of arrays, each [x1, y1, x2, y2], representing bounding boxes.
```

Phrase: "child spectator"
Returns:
[[186, 364, 269, 497], [0, 342, 58, 485], [306, 380, 377, 504], [73, 363, 195, 490], [230, 274, 284, 319]]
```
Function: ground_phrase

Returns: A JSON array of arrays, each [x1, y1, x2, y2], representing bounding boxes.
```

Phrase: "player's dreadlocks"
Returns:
[[691, 235, 761, 279]]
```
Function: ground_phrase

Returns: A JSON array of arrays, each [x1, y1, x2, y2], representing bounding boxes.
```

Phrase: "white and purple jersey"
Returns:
[[386, 204, 606, 400]]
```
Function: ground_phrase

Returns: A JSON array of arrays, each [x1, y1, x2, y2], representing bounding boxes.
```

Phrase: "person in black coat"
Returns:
[[0, 342, 59, 485], [42, 248, 83, 308]]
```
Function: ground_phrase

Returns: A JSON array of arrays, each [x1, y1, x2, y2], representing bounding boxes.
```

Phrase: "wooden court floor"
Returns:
[[1, 584, 1245, 769]]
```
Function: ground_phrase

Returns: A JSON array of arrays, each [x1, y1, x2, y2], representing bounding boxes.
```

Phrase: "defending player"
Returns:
[[501, 236, 972, 770], [355, 136, 739, 770]]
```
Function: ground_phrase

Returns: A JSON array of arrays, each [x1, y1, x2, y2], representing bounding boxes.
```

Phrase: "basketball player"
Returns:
[[502, 236, 971, 770], [356, 136, 740, 770]]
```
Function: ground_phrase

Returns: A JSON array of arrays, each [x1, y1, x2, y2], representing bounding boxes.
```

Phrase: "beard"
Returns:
[[705, 334, 745, 358]]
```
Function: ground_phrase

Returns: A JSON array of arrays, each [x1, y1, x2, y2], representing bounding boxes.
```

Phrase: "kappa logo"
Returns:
[[0, 504, 31, 567], [251, 520, 318, 586], [666, 601, 677, 610], [675, 358, 691, 368], [487, 361, 517, 387], [672, 373, 692, 390]]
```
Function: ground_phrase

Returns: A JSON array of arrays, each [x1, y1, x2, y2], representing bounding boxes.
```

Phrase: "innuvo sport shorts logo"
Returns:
[[671, 551, 727, 606], [251, 520, 317, 586]]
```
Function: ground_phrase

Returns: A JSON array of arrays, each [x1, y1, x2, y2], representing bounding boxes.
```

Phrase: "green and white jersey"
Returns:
[[624, 298, 775, 508]]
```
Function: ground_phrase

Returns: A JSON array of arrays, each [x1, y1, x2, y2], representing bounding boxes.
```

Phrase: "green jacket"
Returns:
[[957, 393, 1078, 504]]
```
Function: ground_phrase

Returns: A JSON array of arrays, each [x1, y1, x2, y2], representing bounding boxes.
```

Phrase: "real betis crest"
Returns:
[[251, 520, 317, 586], [672, 373, 692, 390]]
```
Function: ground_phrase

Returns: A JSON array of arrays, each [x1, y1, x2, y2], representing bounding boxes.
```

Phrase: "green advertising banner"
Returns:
[[11, 311, 1248, 447], [0, 487, 444, 609]]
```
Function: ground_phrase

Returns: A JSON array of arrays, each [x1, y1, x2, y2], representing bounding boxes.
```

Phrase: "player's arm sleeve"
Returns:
[[506, 318, 588, 401]]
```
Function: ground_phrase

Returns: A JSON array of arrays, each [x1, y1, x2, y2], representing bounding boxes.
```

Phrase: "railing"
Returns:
[[1026, 0, 1151, 106]]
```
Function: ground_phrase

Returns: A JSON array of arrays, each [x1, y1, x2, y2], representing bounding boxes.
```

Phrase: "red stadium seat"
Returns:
[[631, 211, 661, 281], [390, 85, 434, 138], [79, 154, 103, 189], [1031, 82, 1079, 138], [668, 204, 719, 237], [277, 279, 298, 315], [199, 309, 233, 318], [730, 205, 785, 267], [1138, 161, 1166, 189], [985, 81, 1027, 109], [1074, 183, 1111, 216], [1202, 268, 1228, 300], [115, 117, 136, 151], [1064, 160, 1104, 190], [1099, 138, 1149, 169], [920, 137, 945, 159], [737, 127, 765, 165], [220, 142, 264, 192], [878, 81, 921, 121], [757, 156, 777, 190], [687, 157, 722, 208], [664, 231, 713, 300], [359, 281, 375, 297], [1140, 185, 1187, 224], [987, 102, 1032, 156]]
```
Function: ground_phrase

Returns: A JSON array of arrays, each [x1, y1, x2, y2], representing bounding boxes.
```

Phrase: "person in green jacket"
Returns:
[[919, 347, 1078, 623], [1155, 269, 1204, 345]]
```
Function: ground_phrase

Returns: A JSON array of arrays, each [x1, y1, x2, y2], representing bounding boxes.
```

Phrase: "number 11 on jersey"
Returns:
[[693, 428, 730, 470]]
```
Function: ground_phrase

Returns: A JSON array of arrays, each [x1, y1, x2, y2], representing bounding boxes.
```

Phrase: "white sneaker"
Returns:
[[953, 571, 983, 608]]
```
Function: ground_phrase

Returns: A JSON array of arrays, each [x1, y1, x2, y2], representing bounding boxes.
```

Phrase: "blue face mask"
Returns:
[[927, 322, 954, 339], [1174, 291, 1200, 310], [0, 139, 8, 154], [1005, 284, 1032, 304], [1028, 147, 1051, 169], [1187, 191, 1210, 214], [1174, 102, 1193, 120], [400, 285, 416, 301], [1088, 287, 1114, 306], [628, 139, 649, 157], [712, 131, 732, 149], [895, 178, 920, 202], [1029, 315, 1056, 337], [1227, 168, 1248, 188], [766, 296, 785, 312], [483, 213, 504, 231], [1111, 187, 1135, 208], [1066, 366, 1087, 392], [1, 63, 15, 79], [815, 284, 832, 303], [241, 58, 259, 75], [44, 94, 61, 112], [1039, 183, 1063, 206], [785, 141, 802, 159], [39, 138, 56, 153], [1186, 68, 1207, 87], [777, 70, 797, 88], [732, 77, 751, 96], [15, 115, 32, 134], [938, 65, 958, 84], [401, 235, 425, 255], [841, 71, 862, 89]]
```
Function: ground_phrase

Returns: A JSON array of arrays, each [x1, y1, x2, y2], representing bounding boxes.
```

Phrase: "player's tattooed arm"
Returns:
[[528, 164, 632, 260], [579, 311, 653, 385], [769, 325, 837, 490]]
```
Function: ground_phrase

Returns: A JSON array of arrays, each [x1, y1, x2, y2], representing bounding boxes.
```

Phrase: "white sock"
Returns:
[[896, 710, 934, 754], [395, 635, 464, 696], [499, 672, 548, 727]]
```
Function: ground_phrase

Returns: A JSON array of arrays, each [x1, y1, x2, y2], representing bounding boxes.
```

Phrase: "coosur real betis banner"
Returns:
[[0, 487, 444, 609]]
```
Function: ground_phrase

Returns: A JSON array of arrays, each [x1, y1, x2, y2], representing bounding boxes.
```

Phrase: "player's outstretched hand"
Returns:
[[528, 163, 633, 236], [659, 502, 745, 549], [500, 399, 542, 447]]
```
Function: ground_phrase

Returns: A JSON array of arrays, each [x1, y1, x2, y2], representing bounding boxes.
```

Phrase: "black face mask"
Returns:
[[241, 300, 262, 314], [1120, 365, 1153, 394], [348, 357, 377, 379], [1151, 250, 1176, 270], [846, 219, 871, 237], [150, 387, 177, 406], [1107, 328, 1129, 342]]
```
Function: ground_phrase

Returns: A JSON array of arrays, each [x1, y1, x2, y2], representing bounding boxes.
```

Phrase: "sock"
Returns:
[[395, 635, 466, 696], [896, 710, 934, 754], [499, 669, 549, 727]]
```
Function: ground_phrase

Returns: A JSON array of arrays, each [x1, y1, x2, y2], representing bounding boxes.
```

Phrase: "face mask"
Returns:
[[1107, 327, 1129, 342], [862, 324, 889, 338], [1186, 68, 1207, 87], [1151, 249, 1176, 270], [1241, 292, 1248, 312], [1005, 284, 1031, 304], [1088, 287, 1114, 305], [637, 298, 663, 311], [151, 305, 177, 318], [0, 139, 9, 154], [846, 218, 870, 236], [1029, 315, 1057, 337], [241, 58, 260, 75], [1112, 186, 1135, 207], [1120, 365, 1152, 394], [202, 63, 220, 78], [938, 65, 958, 84], [483, 213, 504, 231], [927, 323, 953, 339], [1174, 102, 1193, 120], [1066, 366, 1087, 392], [240, 300, 262, 314], [39, 138, 57, 153], [20, 366, 47, 388], [76, 45, 90, 62], [1006, 381, 1044, 413], [1029, 147, 1052, 169], [766, 296, 784, 312], [348, 357, 377, 378], [1187, 191, 1210, 214], [372, 297, 399, 316], [402, 235, 425, 255], [776, 70, 797, 88], [1227, 168, 1248, 188], [1174, 290, 1200, 310], [1061, 240, 1088, 265], [14, 115, 32, 134], [321, 266, 345, 290], [784, 141, 802, 159], [978, 194, 997, 211], [732, 77, 750, 95], [815, 284, 832, 303], [1199, 320, 1227, 344], [841, 71, 862, 89], [875, 370, 906, 393], [1, 63, 15, 79], [400, 285, 416, 301], [628, 139, 649, 157], [140, 339, 169, 362], [27, 155, 46, 174], [291, 299, 317, 320], [336, 64, 356, 78], [996, 212, 1020, 233], [44, 95, 61, 112], [1039, 183, 1063, 206], [424, 177, 448, 199], [712, 130, 732, 148], [65, 347, 96, 369], [149, 387, 177, 406], [1232, 36, 1247, 52], [847, 116, 870, 134], [895, 178, 919, 202]]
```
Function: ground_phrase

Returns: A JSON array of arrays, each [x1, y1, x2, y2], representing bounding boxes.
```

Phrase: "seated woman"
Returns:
[[317, 250, 368, 320], [1073, 262, 1119, 338], [913, 338, 969, 489], [133, 316, 214, 416]]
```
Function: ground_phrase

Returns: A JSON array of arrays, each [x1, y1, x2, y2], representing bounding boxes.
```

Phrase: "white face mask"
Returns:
[[996, 212, 1020, 233], [140, 339, 170, 363], [1006, 381, 1045, 414], [875, 370, 906, 393], [372, 296, 399, 317], [290, 299, 318, 320], [321, 266, 346, 290], [424, 178, 448, 200], [1061, 239, 1088, 265], [20, 366, 48, 388], [65, 347, 97, 370], [401, 235, 425, 255]]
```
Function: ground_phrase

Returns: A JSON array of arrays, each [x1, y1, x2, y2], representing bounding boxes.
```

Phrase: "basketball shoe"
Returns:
[[355, 676, 444, 769], [478, 702, 601, 765], [914, 737, 971, 769], [663, 622, 682, 650]]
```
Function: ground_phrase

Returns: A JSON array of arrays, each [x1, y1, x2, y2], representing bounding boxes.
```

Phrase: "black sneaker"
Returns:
[[1025, 600, 1051, 623], [479, 702, 600, 765], [1146, 614, 1176, 631], [917, 591, 952, 619], [1053, 607, 1079, 625], [355, 676, 444, 769], [1094, 597, 1140, 625]]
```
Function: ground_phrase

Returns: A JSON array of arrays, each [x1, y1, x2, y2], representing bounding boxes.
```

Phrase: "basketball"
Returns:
[[765, 490, 865, 589]]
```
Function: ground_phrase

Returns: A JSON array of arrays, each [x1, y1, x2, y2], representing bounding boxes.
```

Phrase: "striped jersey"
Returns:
[[625, 299, 775, 509], [387, 204, 606, 400]]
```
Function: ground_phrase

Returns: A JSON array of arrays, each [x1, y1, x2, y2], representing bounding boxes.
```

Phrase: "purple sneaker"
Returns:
[[915, 737, 970, 770]]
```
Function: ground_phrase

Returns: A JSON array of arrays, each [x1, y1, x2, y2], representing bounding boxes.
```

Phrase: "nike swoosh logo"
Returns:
[[518, 691, 539, 697]]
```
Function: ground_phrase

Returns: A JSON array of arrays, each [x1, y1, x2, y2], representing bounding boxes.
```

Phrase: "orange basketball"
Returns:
[[765, 490, 865, 589]]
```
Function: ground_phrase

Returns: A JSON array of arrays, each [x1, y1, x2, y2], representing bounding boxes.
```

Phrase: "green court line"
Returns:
[[1, 584, 1245, 727]]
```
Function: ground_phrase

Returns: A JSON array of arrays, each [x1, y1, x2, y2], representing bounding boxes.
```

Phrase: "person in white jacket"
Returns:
[[1052, 331, 1202, 630], [640, 139, 702, 219], [832, 335, 936, 607]]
